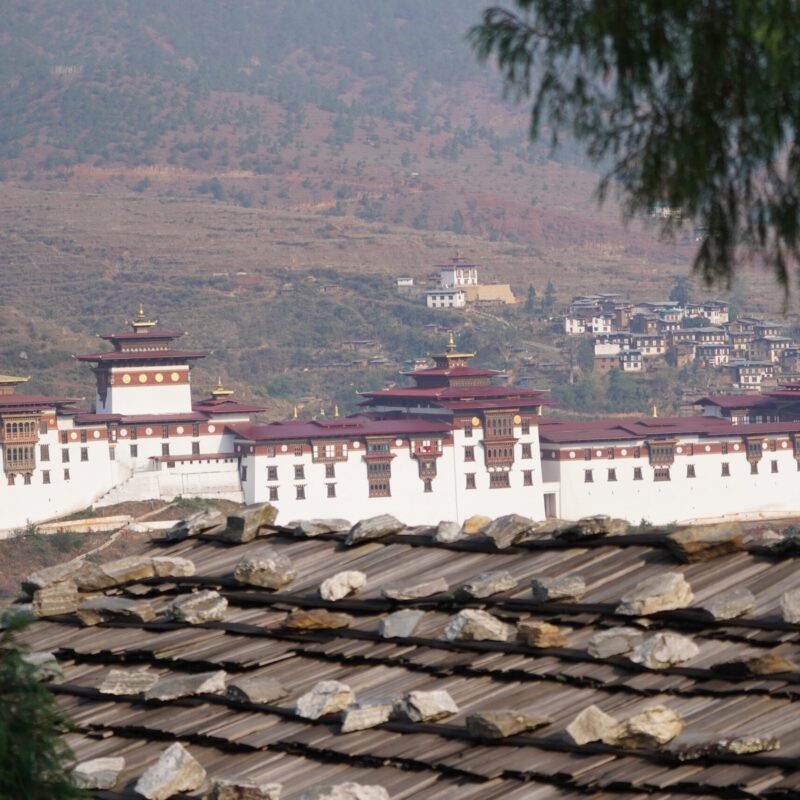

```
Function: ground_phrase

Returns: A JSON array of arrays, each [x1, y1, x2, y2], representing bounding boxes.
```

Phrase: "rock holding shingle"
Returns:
[[234, 548, 297, 590], [210, 778, 282, 800], [458, 570, 517, 599], [320, 570, 367, 601], [290, 519, 351, 536], [72, 757, 126, 790], [145, 670, 227, 701], [32, 581, 80, 617], [382, 577, 448, 601], [341, 701, 394, 733], [712, 653, 796, 677], [673, 733, 780, 760], [566, 705, 621, 746], [556, 515, 628, 540], [151, 556, 196, 578], [77, 596, 156, 626], [719, 735, 781, 755], [218, 502, 279, 544], [345, 514, 405, 545], [587, 627, 643, 659], [164, 508, 226, 541], [296, 680, 356, 720], [531, 575, 586, 603], [378, 609, 426, 639], [283, 609, 354, 630], [100, 668, 160, 695], [443, 609, 512, 643], [701, 588, 755, 620], [614, 705, 684, 749], [780, 588, 800, 623], [396, 689, 458, 722], [461, 515, 492, 535], [167, 590, 228, 624], [616, 572, 693, 616], [21, 651, 64, 683], [134, 742, 206, 800], [300, 784, 389, 800], [480, 514, 537, 549], [23, 557, 86, 593], [433, 520, 462, 544], [517, 619, 567, 648], [466, 710, 551, 739], [666, 522, 744, 563], [73, 556, 155, 591], [630, 632, 699, 669], [227, 675, 288, 704]]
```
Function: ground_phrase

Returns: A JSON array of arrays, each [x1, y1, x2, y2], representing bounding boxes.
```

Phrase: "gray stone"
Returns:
[[566, 705, 621, 745], [151, 556, 196, 578], [227, 675, 288, 704], [73, 555, 195, 591], [480, 513, 537, 549], [290, 518, 351, 536], [613, 705, 684, 749], [32, 581, 80, 617], [531, 575, 586, 603], [443, 609, 512, 642], [587, 627, 644, 659], [396, 689, 458, 722], [517, 619, 568, 648], [300, 784, 389, 800], [145, 669, 227, 701], [701, 588, 755, 620], [72, 757, 125, 790], [77, 596, 156, 626], [556, 515, 628, 540], [434, 520, 463, 544], [630, 632, 699, 669], [713, 653, 795, 677], [283, 609, 354, 629], [382, 577, 448, 601], [234, 548, 297, 590], [99, 668, 159, 695], [210, 778, 282, 800], [219, 502, 279, 543], [341, 701, 394, 733], [320, 570, 367, 601], [616, 572, 694, 616], [719, 734, 781, 755], [378, 609, 426, 639], [666, 522, 744, 563], [164, 508, 226, 541], [296, 680, 356, 720], [134, 742, 206, 800], [21, 651, 64, 683], [780, 588, 800, 623], [458, 570, 517, 599], [345, 514, 405, 545], [466, 710, 551, 739], [23, 557, 87, 593], [673, 733, 781, 760], [167, 590, 228, 624]]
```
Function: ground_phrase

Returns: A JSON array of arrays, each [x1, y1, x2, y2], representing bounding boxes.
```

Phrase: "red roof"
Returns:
[[361, 385, 546, 401], [402, 366, 502, 378], [694, 394, 773, 409], [193, 398, 267, 415], [76, 349, 208, 363], [0, 394, 77, 411], [73, 412, 208, 425], [99, 330, 184, 342], [231, 416, 453, 442]]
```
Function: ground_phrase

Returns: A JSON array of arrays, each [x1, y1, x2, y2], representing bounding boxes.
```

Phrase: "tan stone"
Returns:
[[666, 523, 744, 563], [461, 515, 492, 535], [517, 619, 567, 648], [283, 609, 354, 630], [32, 581, 80, 617]]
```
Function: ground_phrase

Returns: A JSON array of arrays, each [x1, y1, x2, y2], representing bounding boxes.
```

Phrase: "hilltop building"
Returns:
[[426, 253, 515, 309]]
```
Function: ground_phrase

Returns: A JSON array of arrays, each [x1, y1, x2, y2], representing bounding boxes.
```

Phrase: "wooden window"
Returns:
[[607, 468, 617, 482], [368, 460, 391, 497], [80, 430, 87, 443], [192, 423, 200, 437], [267, 466, 278, 481], [584, 469, 593, 483], [325, 463, 335, 479], [686, 464, 696, 478], [521, 443, 532, 459], [61, 432, 68, 445], [633, 467, 642, 480], [606, 447, 615, 459], [464, 446, 475, 462], [130, 444, 138, 458], [463, 421, 473, 438], [129, 426, 137, 440], [269, 486, 278, 501], [294, 445, 303, 456], [750, 461, 758, 475], [327, 483, 336, 498], [161, 424, 169, 438], [40, 444, 49, 462], [161, 443, 169, 457], [486, 415, 514, 439], [634, 446, 641, 458], [63, 469, 70, 481], [367, 441, 390, 454], [649, 444, 674, 465], [721, 442, 728, 454], [521, 420, 531, 435], [23, 473, 31, 485], [721, 462, 730, 476], [584, 448, 592, 461], [771, 459, 779, 473], [523, 470, 533, 486], [192, 441, 200, 455], [80, 447, 88, 462], [42, 470, 50, 484], [294, 464, 305, 480], [489, 471, 511, 489], [6, 474, 14, 486], [653, 467, 670, 481], [267, 446, 277, 458], [39, 419, 48, 434], [465, 473, 476, 489], [423, 478, 433, 493], [296, 485, 306, 500]]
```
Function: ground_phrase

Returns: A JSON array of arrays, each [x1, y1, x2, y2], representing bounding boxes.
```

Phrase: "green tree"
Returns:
[[541, 279, 556, 315], [576, 336, 595, 373], [524, 284, 537, 313], [669, 276, 692, 306], [0, 614, 87, 800], [470, 2, 800, 288]]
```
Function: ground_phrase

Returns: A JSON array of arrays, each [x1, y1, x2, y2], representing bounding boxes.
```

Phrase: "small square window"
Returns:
[[192, 423, 200, 437], [523, 469, 533, 486], [521, 420, 530, 435], [296, 485, 306, 500], [721, 442, 729, 455], [130, 444, 138, 458], [325, 463, 335, 479], [423, 478, 433, 493], [24, 473, 31, 485], [161, 443, 170, 457], [39, 419, 48, 434], [466, 473, 476, 490], [686, 464, 696, 478], [294, 464, 305, 480], [40, 444, 50, 462], [80, 447, 88, 462], [633, 467, 642, 480], [464, 423, 473, 438], [521, 443, 532, 459], [61, 448, 69, 463], [109, 446, 116, 461], [61, 432, 68, 445], [63, 468, 70, 481], [294, 445, 303, 456], [42, 470, 50, 485], [750, 461, 758, 475], [584, 448, 592, 461], [192, 441, 200, 455], [584, 469, 593, 483], [267, 466, 278, 481], [464, 446, 475, 462], [771, 459, 779, 473], [654, 467, 670, 481], [721, 462, 730, 476], [327, 483, 336, 498], [607, 468, 617, 482], [269, 486, 278, 501], [80, 430, 87, 443], [161, 424, 169, 438]]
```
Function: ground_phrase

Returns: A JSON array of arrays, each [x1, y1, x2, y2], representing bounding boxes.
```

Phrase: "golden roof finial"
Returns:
[[211, 377, 234, 397], [130, 303, 158, 331], [334, 404, 340, 417], [447, 330, 457, 353], [651, 403, 658, 418], [292, 405, 298, 419]]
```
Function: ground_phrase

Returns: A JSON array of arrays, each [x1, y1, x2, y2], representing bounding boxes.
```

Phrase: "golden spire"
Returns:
[[211, 377, 234, 397], [292, 406, 298, 419], [334, 404, 340, 417], [447, 330, 457, 353], [130, 303, 158, 331], [651, 403, 658, 418]]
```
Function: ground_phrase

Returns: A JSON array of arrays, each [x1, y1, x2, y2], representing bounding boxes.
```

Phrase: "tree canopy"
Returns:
[[470, 1, 800, 289]]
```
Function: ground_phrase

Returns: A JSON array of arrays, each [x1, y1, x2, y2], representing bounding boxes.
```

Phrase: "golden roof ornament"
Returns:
[[129, 303, 158, 331], [447, 330, 457, 353], [292, 406, 299, 419], [334, 404, 340, 417], [651, 404, 658, 418], [211, 377, 234, 397]]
